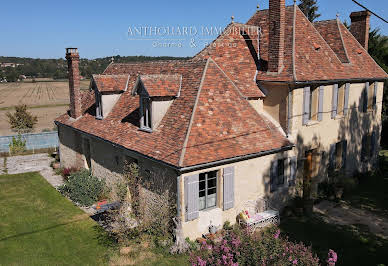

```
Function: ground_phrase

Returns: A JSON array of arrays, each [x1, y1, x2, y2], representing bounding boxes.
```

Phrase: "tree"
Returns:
[[367, 28, 388, 147], [298, 0, 321, 22], [6, 105, 38, 134]]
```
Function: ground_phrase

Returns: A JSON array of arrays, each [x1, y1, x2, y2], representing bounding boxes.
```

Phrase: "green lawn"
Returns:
[[280, 152, 388, 266], [0, 172, 112, 265]]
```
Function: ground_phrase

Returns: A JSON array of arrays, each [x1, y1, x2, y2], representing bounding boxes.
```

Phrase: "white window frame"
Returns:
[[198, 170, 218, 211], [140, 96, 152, 131]]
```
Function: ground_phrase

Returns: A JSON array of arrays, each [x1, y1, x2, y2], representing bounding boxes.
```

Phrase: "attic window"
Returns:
[[95, 91, 103, 119], [140, 97, 152, 131]]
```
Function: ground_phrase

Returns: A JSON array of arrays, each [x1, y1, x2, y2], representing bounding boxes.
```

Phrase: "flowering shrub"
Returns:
[[327, 249, 337, 266], [190, 226, 322, 266]]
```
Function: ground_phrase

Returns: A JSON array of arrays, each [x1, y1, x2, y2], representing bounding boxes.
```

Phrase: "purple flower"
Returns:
[[292, 259, 298, 265], [274, 229, 280, 239]]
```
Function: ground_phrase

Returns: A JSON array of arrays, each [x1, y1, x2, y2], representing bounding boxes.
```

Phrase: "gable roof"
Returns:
[[92, 74, 130, 93], [56, 4, 387, 170], [135, 74, 182, 97], [180, 58, 291, 166], [243, 5, 388, 82], [56, 58, 292, 168]]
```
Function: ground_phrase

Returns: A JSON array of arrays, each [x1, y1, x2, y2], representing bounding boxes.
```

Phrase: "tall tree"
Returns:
[[298, 0, 321, 22], [368, 28, 388, 147]]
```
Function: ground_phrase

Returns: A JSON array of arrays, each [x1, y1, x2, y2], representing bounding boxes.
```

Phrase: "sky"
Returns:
[[0, 0, 387, 59]]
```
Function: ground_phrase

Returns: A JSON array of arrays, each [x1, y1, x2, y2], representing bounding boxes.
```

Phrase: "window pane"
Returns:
[[199, 196, 206, 210], [199, 180, 205, 191], [207, 177, 217, 188], [207, 193, 216, 208], [208, 171, 217, 178], [199, 173, 206, 181], [208, 187, 216, 195]]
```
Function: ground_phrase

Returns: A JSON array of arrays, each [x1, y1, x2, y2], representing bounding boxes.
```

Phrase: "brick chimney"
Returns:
[[65, 48, 82, 119], [350, 11, 371, 50], [268, 0, 285, 73]]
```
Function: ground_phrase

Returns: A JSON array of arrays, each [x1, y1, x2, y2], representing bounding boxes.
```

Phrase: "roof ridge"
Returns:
[[313, 19, 337, 24], [336, 18, 351, 64], [178, 58, 211, 166], [294, 7, 343, 69], [337, 21, 388, 76]]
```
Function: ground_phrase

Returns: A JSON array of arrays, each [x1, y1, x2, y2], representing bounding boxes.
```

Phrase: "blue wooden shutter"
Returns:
[[329, 144, 336, 171], [303, 86, 311, 125], [363, 82, 369, 112], [184, 174, 199, 221], [318, 86, 324, 121], [270, 160, 278, 192], [288, 156, 297, 186], [373, 82, 378, 109], [288, 90, 293, 134], [223, 166, 235, 210], [331, 84, 338, 119], [342, 140, 347, 170], [370, 131, 376, 158], [344, 83, 350, 115]]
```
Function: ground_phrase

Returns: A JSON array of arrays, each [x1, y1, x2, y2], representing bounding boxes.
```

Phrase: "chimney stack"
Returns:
[[268, 0, 285, 73], [65, 48, 82, 119], [350, 11, 371, 50]]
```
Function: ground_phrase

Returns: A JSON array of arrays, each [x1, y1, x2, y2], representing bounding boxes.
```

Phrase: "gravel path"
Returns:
[[3, 153, 64, 187], [315, 200, 388, 239]]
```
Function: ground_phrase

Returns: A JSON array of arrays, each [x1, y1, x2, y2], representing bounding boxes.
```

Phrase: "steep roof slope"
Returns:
[[245, 5, 387, 82], [181, 59, 291, 166], [56, 58, 292, 168], [57, 60, 207, 167], [313, 20, 350, 63]]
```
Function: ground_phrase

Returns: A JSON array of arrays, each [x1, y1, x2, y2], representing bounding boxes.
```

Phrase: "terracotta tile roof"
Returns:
[[313, 20, 350, 63], [181, 59, 291, 166], [244, 5, 387, 82], [194, 23, 267, 98], [56, 4, 387, 169], [137, 74, 182, 97], [92, 74, 129, 92], [56, 58, 291, 168]]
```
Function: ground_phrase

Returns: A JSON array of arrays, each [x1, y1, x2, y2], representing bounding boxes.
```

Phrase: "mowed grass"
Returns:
[[0, 172, 111, 265]]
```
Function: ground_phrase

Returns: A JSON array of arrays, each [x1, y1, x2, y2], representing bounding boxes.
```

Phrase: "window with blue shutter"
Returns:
[[363, 82, 369, 113], [318, 86, 324, 121], [223, 166, 235, 210], [198, 171, 218, 211], [331, 84, 338, 118], [373, 82, 378, 109], [303, 86, 311, 125], [288, 89, 293, 134], [184, 174, 199, 221], [344, 83, 350, 115], [288, 156, 297, 186], [270, 160, 278, 192]]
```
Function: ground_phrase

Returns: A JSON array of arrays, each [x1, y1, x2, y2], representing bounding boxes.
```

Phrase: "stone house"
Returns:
[[55, 0, 387, 239]]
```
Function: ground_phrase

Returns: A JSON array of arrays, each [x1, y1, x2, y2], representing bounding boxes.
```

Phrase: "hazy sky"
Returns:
[[1, 0, 387, 59]]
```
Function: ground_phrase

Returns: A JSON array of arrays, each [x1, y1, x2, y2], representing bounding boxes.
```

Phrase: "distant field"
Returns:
[[0, 80, 90, 136]]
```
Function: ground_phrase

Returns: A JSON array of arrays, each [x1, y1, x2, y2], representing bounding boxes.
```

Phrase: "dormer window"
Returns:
[[95, 91, 103, 119], [91, 74, 130, 119], [132, 74, 182, 131], [140, 97, 152, 131]]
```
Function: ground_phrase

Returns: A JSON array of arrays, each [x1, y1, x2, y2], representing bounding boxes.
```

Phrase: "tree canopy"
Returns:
[[6, 105, 38, 134], [298, 0, 321, 22]]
